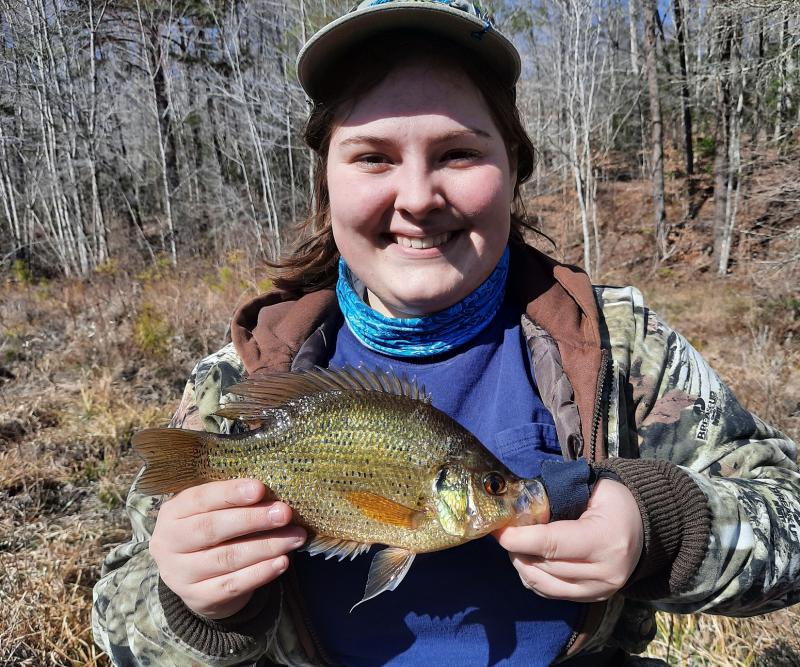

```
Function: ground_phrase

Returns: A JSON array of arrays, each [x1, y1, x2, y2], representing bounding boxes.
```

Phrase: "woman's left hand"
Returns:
[[493, 478, 644, 602]]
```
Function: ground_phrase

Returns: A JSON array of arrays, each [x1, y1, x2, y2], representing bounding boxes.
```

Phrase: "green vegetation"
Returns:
[[133, 303, 173, 360]]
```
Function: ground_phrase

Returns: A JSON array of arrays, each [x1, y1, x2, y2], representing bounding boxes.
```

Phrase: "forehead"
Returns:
[[333, 61, 496, 137]]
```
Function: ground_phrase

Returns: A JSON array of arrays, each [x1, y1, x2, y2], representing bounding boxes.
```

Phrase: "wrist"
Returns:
[[158, 577, 276, 656], [592, 458, 712, 599]]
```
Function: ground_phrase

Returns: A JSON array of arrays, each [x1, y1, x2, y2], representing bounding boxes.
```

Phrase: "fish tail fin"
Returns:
[[132, 428, 212, 495]]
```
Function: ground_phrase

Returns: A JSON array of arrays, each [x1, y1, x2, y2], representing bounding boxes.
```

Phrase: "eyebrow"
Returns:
[[336, 127, 493, 148]]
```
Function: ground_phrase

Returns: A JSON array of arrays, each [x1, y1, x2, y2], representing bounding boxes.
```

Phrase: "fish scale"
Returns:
[[213, 391, 462, 552], [131, 366, 550, 606]]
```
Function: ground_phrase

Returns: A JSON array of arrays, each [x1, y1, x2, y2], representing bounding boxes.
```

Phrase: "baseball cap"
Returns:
[[296, 0, 521, 102]]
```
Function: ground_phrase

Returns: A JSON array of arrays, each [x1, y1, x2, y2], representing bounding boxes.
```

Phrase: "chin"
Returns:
[[389, 291, 463, 317]]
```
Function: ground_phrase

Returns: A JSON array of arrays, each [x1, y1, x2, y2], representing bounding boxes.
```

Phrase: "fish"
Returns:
[[131, 366, 551, 608]]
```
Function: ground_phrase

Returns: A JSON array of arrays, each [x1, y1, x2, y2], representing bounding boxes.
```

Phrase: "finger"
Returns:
[[187, 554, 291, 613], [512, 554, 599, 582], [175, 501, 295, 552], [494, 519, 601, 562], [164, 479, 268, 519], [509, 557, 611, 602], [512, 555, 628, 591], [184, 527, 308, 582]]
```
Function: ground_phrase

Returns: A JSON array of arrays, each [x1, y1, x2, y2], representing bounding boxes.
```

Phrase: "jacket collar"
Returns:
[[231, 243, 604, 458]]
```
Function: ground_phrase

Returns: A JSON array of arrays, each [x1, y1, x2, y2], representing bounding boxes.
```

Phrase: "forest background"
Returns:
[[0, 0, 798, 663]]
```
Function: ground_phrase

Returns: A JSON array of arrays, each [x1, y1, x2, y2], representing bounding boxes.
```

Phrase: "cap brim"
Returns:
[[297, 2, 520, 101]]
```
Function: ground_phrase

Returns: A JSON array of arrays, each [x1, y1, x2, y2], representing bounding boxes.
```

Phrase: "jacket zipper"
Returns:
[[559, 347, 611, 660], [563, 627, 580, 655], [589, 348, 610, 462]]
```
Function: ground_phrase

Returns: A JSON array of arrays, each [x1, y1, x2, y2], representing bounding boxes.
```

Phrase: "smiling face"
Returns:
[[326, 61, 516, 318]]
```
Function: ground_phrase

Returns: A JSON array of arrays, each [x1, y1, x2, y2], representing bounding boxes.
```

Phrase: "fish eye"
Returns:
[[482, 472, 507, 496]]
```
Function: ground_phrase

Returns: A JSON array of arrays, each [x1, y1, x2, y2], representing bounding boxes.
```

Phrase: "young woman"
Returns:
[[93, 1, 800, 665]]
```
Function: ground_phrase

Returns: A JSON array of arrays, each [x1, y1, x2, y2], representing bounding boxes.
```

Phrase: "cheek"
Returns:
[[328, 169, 390, 234], [451, 166, 513, 218]]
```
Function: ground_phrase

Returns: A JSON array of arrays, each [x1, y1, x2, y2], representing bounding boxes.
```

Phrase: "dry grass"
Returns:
[[647, 609, 800, 666], [0, 194, 798, 665], [0, 253, 265, 665]]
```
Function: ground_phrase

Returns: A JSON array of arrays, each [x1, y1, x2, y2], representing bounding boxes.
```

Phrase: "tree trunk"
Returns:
[[712, 10, 734, 271], [643, 0, 667, 259], [137, 4, 178, 265], [673, 0, 693, 181], [716, 18, 743, 276], [773, 10, 787, 143]]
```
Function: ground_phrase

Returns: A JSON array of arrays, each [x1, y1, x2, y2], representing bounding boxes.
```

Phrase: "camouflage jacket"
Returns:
[[93, 249, 800, 667]]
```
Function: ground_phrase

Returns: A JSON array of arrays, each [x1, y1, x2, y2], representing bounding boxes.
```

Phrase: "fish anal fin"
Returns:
[[344, 491, 423, 529], [301, 535, 372, 561], [351, 547, 415, 611]]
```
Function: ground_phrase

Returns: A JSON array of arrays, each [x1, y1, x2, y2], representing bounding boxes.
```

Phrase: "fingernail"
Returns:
[[274, 556, 289, 575], [240, 482, 260, 502], [291, 533, 306, 547], [268, 505, 286, 523]]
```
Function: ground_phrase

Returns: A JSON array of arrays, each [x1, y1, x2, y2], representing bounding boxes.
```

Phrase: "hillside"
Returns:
[[0, 167, 798, 664]]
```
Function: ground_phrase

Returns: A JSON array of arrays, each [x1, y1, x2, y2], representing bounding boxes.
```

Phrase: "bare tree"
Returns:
[[642, 0, 666, 260]]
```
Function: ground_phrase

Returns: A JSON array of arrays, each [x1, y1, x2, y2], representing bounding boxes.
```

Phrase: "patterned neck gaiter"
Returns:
[[336, 246, 510, 357]]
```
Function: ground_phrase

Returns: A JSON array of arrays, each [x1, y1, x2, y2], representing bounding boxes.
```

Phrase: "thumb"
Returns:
[[494, 519, 597, 561]]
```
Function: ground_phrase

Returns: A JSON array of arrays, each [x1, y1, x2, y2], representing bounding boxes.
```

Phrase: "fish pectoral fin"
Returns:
[[343, 491, 423, 529], [351, 547, 416, 612], [302, 535, 372, 561]]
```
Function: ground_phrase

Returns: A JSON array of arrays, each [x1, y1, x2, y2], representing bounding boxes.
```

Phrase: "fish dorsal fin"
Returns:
[[344, 491, 424, 529], [221, 366, 430, 412], [351, 547, 416, 611], [302, 535, 372, 562]]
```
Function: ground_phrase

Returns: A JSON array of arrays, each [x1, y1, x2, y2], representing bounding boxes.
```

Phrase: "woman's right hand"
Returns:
[[149, 479, 307, 620]]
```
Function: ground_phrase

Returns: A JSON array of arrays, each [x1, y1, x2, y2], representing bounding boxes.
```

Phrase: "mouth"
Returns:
[[393, 231, 454, 250], [511, 479, 551, 525]]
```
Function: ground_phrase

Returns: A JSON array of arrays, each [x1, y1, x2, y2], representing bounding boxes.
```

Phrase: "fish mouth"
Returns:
[[511, 479, 551, 525]]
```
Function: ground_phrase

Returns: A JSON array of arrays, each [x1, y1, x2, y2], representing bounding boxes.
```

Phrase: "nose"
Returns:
[[393, 161, 446, 220]]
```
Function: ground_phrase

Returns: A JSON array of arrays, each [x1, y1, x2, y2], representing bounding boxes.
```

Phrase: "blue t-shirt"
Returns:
[[292, 298, 583, 666]]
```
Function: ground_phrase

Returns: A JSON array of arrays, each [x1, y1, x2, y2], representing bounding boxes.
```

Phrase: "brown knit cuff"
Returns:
[[158, 577, 278, 658], [592, 458, 712, 600]]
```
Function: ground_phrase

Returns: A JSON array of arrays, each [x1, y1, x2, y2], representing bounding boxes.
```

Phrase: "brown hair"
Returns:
[[270, 31, 536, 295]]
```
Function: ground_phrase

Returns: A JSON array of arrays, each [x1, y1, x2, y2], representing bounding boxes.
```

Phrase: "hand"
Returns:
[[493, 478, 643, 602], [149, 479, 306, 619]]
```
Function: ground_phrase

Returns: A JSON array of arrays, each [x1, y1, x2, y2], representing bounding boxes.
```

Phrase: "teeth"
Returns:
[[395, 232, 452, 249]]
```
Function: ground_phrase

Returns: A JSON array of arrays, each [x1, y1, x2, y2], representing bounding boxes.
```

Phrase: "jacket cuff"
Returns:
[[540, 459, 592, 521], [158, 577, 277, 657], [592, 458, 712, 600]]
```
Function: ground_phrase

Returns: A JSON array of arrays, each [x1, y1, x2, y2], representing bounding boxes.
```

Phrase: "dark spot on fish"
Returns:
[[435, 467, 448, 491]]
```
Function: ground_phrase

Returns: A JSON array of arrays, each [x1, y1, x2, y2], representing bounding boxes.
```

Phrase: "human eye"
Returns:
[[442, 148, 481, 164], [355, 153, 391, 170]]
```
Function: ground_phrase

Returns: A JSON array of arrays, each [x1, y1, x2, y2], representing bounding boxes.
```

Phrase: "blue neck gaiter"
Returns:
[[336, 246, 510, 357]]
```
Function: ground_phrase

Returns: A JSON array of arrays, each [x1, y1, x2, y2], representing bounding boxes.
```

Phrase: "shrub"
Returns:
[[133, 303, 173, 360]]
